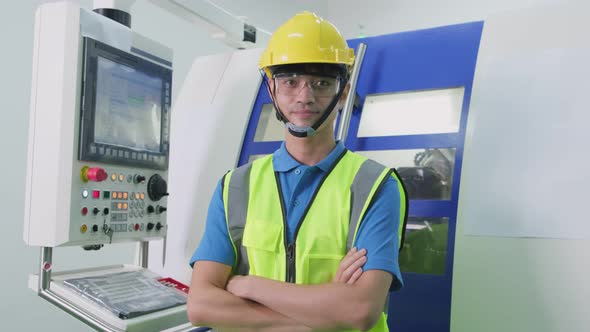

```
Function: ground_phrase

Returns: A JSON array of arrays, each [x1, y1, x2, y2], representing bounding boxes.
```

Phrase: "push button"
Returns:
[[81, 167, 107, 182]]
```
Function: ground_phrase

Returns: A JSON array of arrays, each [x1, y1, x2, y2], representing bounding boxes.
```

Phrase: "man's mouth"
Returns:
[[291, 109, 319, 117]]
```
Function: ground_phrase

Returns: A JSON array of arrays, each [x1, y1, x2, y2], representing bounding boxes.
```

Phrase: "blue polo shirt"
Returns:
[[190, 141, 403, 290]]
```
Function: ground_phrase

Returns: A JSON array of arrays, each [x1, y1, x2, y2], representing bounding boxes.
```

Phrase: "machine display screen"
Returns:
[[94, 57, 163, 153], [79, 37, 172, 170]]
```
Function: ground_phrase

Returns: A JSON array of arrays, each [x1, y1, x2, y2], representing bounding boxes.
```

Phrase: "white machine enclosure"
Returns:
[[24, 1, 174, 247], [148, 48, 263, 282]]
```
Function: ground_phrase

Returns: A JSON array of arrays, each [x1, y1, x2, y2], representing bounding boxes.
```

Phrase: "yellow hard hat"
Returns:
[[259, 11, 355, 77]]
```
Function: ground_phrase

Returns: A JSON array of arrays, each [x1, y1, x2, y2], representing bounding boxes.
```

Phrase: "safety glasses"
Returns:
[[273, 73, 341, 97]]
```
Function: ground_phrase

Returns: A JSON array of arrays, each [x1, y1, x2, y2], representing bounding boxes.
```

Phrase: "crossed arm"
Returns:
[[187, 248, 391, 331]]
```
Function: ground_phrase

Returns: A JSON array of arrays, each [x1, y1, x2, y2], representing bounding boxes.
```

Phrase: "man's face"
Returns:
[[269, 73, 349, 132]]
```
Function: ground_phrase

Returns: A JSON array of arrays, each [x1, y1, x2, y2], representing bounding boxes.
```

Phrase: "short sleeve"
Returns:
[[354, 175, 404, 291], [189, 178, 236, 268]]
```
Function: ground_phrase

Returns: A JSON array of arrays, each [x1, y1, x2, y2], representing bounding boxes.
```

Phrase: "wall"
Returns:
[[327, 0, 558, 40]]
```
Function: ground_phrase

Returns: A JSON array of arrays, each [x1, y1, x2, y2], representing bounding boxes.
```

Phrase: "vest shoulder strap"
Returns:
[[224, 158, 263, 274], [347, 157, 393, 251]]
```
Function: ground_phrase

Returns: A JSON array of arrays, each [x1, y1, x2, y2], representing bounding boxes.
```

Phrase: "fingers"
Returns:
[[347, 267, 363, 285], [334, 247, 357, 281], [334, 247, 367, 283], [340, 251, 366, 282], [342, 247, 366, 268]]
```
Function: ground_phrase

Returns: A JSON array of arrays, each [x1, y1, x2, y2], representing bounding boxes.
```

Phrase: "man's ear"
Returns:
[[338, 83, 351, 109], [266, 78, 276, 103]]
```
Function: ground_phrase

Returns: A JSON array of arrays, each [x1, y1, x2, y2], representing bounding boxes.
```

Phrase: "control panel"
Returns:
[[23, 3, 174, 247], [74, 165, 168, 243]]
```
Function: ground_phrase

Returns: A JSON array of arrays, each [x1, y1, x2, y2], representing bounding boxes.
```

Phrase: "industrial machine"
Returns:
[[23, 2, 186, 331], [22, 0, 264, 330]]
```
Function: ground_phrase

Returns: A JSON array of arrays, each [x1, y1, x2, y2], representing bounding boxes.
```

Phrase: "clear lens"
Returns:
[[274, 74, 340, 97]]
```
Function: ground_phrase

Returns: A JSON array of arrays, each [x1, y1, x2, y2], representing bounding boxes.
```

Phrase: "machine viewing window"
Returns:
[[79, 38, 172, 170], [253, 103, 284, 142], [357, 87, 465, 137], [399, 217, 449, 275], [357, 148, 456, 200]]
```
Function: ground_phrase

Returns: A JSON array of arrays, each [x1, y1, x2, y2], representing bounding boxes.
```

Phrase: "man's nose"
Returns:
[[296, 81, 315, 102]]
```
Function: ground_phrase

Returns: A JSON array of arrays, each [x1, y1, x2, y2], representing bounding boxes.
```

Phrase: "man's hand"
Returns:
[[226, 274, 250, 299], [333, 247, 367, 284]]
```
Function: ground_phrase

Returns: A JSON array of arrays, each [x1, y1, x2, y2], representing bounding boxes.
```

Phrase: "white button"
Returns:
[[295, 169, 301, 175], [82, 189, 89, 198]]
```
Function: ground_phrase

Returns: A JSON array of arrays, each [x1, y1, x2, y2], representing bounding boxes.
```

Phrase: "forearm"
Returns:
[[188, 281, 309, 330], [235, 276, 383, 330]]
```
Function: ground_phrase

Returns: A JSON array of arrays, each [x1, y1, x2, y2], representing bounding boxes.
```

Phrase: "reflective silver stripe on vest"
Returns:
[[348, 159, 393, 315], [227, 163, 253, 275], [347, 159, 389, 251]]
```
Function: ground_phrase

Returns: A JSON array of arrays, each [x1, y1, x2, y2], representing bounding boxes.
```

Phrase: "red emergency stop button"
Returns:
[[81, 166, 107, 182], [134, 223, 140, 231], [87, 167, 107, 182]]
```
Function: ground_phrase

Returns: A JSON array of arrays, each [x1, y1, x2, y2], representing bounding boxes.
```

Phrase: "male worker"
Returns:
[[187, 11, 406, 332]]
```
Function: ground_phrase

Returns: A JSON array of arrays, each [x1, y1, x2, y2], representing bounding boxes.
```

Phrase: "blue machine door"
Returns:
[[238, 21, 483, 332]]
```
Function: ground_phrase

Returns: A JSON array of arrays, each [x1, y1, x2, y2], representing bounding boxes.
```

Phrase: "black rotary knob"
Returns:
[[155, 222, 163, 231], [147, 174, 168, 201], [147, 205, 155, 214], [147, 222, 155, 231], [157, 206, 167, 214], [134, 175, 146, 184]]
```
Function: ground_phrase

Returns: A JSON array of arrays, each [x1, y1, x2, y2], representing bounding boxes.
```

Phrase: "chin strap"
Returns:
[[262, 73, 347, 138]]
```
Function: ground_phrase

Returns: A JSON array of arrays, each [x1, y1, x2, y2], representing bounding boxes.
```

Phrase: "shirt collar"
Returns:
[[272, 141, 347, 172]]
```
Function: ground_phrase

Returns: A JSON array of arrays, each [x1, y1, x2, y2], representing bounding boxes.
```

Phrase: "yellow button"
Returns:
[[117, 202, 123, 209], [111, 173, 117, 181], [112, 192, 118, 199], [140, 193, 145, 200], [80, 224, 88, 233], [123, 203, 128, 209], [123, 192, 128, 199], [119, 174, 125, 182]]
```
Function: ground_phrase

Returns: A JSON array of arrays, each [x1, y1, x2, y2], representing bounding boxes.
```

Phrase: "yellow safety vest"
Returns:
[[222, 150, 407, 332]]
